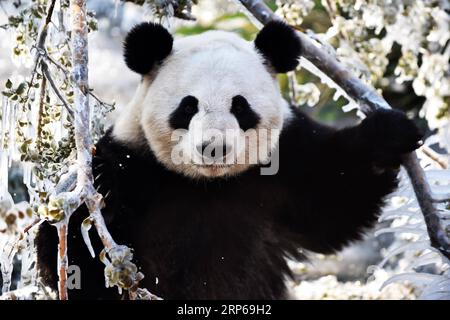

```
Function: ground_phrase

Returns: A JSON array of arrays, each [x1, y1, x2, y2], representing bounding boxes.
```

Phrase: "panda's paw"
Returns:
[[361, 109, 423, 157]]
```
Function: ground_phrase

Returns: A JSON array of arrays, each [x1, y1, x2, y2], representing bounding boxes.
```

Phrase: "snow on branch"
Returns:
[[237, 0, 450, 260], [47, 0, 159, 300], [0, 0, 158, 300], [0, 0, 158, 301], [123, 0, 197, 20]]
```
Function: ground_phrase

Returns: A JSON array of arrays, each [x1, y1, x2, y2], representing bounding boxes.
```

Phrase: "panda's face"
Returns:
[[114, 22, 301, 178]]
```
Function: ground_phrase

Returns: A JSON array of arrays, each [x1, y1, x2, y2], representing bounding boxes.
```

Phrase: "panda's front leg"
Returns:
[[278, 108, 423, 254]]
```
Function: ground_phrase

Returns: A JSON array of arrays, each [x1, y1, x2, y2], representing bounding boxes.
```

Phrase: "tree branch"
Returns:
[[68, 0, 155, 300], [36, 76, 47, 150], [421, 146, 448, 170], [23, 0, 56, 106], [40, 50, 114, 113], [41, 60, 74, 120], [237, 0, 450, 259], [56, 223, 68, 300]]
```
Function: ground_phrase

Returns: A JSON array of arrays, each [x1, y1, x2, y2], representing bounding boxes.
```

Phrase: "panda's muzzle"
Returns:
[[196, 142, 233, 162]]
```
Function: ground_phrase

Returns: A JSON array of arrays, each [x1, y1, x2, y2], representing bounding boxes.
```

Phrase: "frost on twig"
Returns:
[[0, 0, 144, 300], [65, 0, 156, 300], [123, 0, 198, 21], [1, 0, 154, 300], [99, 245, 160, 300]]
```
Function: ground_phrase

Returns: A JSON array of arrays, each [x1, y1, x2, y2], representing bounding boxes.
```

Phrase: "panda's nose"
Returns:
[[196, 142, 232, 161]]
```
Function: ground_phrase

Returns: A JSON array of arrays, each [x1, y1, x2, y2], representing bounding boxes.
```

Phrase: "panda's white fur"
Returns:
[[113, 30, 293, 178]]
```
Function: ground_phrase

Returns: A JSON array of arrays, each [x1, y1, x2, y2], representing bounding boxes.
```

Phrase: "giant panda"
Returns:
[[36, 21, 422, 300]]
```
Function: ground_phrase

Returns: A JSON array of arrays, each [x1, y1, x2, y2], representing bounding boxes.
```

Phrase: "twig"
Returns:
[[36, 76, 47, 150], [22, 217, 43, 234], [421, 146, 448, 169], [41, 60, 74, 120], [237, 0, 450, 259], [56, 223, 68, 300], [43, 52, 69, 75], [23, 0, 57, 107], [89, 90, 115, 109], [287, 72, 297, 106]]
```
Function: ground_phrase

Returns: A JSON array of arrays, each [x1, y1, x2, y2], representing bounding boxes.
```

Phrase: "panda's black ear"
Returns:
[[123, 22, 174, 75], [254, 20, 302, 73]]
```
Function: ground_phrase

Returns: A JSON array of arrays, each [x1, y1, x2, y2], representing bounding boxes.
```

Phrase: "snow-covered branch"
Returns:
[[0, 0, 156, 300], [65, 0, 158, 300], [237, 0, 450, 259]]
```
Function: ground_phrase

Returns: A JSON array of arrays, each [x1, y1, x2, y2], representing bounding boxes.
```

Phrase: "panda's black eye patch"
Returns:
[[169, 95, 199, 129], [231, 95, 260, 131]]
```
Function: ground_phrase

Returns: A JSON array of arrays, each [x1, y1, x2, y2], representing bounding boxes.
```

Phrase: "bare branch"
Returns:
[[43, 52, 69, 76], [41, 60, 74, 120], [237, 0, 450, 259], [421, 146, 448, 170], [22, 217, 43, 234], [88, 89, 115, 109]]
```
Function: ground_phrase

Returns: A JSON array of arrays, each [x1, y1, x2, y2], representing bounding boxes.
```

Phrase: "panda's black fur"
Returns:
[[36, 21, 422, 300]]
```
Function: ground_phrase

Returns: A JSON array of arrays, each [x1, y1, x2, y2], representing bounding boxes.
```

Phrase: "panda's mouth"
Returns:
[[194, 163, 234, 168]]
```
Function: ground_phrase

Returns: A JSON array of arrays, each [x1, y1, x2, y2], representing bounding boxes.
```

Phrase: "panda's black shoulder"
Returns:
[[93, 129, 140, 197], [278, 106, 335, 169], [94, 128, 150, 165], [92, 129, 166, 219], [93, 128, 165, 182], [280, 105, 334, 139], [93, 128, 158, 176]]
